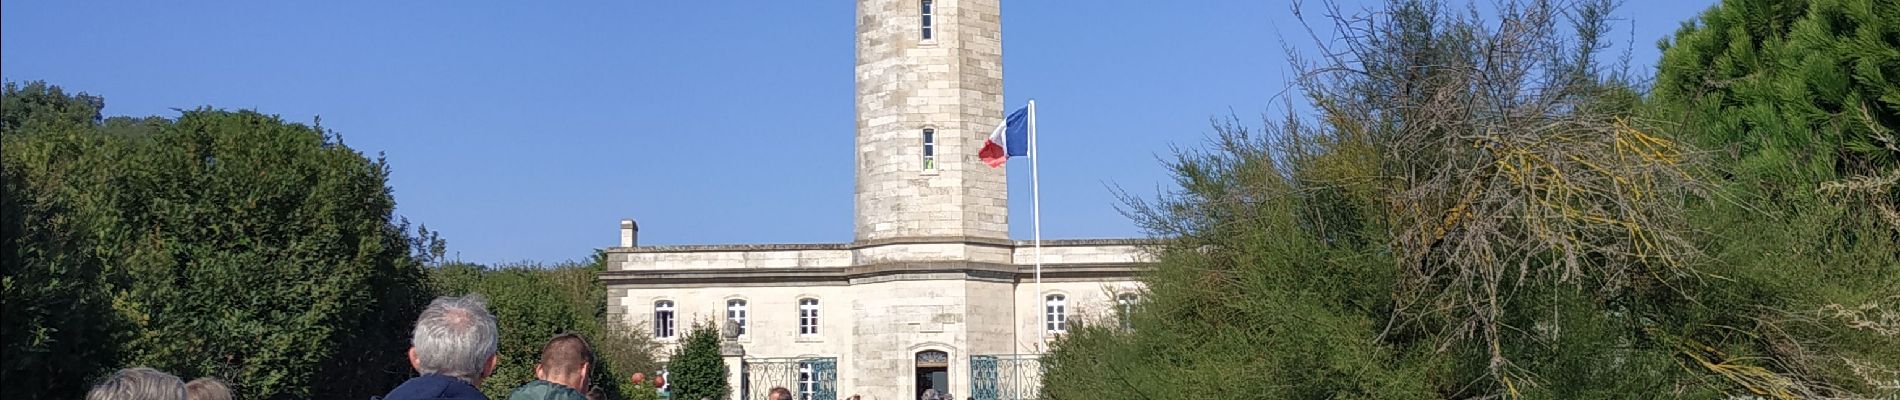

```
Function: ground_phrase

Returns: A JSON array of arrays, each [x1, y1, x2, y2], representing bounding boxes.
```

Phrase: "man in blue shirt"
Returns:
[[382, 295, 502, 400]]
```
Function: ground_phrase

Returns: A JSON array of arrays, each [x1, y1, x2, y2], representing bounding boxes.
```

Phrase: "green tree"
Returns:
[[1651, 0, 1900, 396], [1, 81, 129, 398], [1, 81, 434, 399], [1043, 0, 1729, 398], [666, 321, 728, 400], [426, 255, 658, 400]]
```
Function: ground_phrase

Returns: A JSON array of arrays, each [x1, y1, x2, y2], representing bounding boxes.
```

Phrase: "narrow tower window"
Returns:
[[1045, 294, 1068, 334], [726, 299, 749, 337], [654, 300, 676, 339], [922, 128, 937, 170], [799, 298, 821, 335], [920, 0, 934, 40]]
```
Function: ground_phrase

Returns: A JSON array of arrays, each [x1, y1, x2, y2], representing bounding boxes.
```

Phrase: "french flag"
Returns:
[[979, 107, 1030, 168]]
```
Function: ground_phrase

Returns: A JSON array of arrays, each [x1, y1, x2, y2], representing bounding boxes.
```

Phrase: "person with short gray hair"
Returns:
[[184, 377, 233, 400], [86, 367, 186, 400], [382, 294, 501, 400]]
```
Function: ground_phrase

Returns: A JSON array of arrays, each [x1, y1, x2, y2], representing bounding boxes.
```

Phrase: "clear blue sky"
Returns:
[[2, 1, 1714, 264]]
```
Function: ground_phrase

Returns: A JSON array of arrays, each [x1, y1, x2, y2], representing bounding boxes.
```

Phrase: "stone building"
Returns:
[[600, 1, 1154, 399]]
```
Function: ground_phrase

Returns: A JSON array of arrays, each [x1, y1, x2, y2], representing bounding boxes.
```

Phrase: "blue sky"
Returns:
[[2, 1, 1715, 264]]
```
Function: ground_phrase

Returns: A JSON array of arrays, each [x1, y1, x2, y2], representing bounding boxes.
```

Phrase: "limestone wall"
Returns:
[[845, 278, 979, 400], [614, 284, 857, 367], [1010, 240, 1154, 266], [854, 0, 1007, 244], [1011, 279, 1144, 354], [851, 242, 1012, 265]]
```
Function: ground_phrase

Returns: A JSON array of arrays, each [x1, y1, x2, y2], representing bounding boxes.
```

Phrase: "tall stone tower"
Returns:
[[848, 1, 1015, 398], [602, 3, 1151, 399], [854, 0, 1006, 246]]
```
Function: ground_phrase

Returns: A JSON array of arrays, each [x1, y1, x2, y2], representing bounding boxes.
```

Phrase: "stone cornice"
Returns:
[[606, 243, 850, 253], [598, 261, 1146, 286], [851, 235, 1016, 249], [1014, 238, 1162, 247], [602, 236, 1162, 254]]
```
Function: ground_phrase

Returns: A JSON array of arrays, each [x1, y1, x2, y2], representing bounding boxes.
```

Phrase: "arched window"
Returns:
[[920, 0, 935, 40], [1117, 293, 1139, 329], [727, 299, 749, 337], [1045, 294, 1068, 334], [799, 298, 821, 336], [654, 300, 676, 339]]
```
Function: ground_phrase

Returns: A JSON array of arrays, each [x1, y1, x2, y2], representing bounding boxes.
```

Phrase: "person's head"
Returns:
[[408, 294, 500, 386], [533, 332, 593, 390], [184, 378, 232, 400], [768, 386, 793, 400], [86, 367, 186, 400]]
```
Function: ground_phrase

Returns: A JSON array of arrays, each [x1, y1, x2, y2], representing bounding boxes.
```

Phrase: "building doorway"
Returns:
[[915, 350, 950, 399]]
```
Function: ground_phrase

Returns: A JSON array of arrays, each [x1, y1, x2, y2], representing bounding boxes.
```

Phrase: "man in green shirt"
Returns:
[[508, 333, 592, 400]]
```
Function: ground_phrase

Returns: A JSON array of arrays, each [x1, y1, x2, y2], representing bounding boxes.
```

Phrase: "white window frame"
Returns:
[[654, 300, 677, 339], [799, 298, 821, 336], [922, 128, 937, 172], [1117, 293, 1139, 329], [726, 299, 749, 337], [797, 362, 817, 400], [1045, 294, 1068, 334], [920, 0, 935, 41]]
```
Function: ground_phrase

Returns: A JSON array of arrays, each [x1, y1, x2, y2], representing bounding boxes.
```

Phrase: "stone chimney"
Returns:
[[619, 219, 639, 247]]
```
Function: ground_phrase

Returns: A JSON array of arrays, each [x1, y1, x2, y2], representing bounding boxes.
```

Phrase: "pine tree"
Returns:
[[1650, 0, 1900, 396]]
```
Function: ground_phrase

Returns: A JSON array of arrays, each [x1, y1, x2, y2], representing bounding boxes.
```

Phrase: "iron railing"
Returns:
[[743, 357, 837, 400], [971, 354, 1042, 400]]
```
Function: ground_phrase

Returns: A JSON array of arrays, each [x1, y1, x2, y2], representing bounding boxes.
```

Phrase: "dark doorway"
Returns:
[[915, 350, 950, 399]]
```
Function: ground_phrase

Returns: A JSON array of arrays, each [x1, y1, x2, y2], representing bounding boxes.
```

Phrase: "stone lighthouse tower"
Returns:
[[601, 1, 1151, 399], [847, 0, 1015, 397], [853, 0, 1007, 248]]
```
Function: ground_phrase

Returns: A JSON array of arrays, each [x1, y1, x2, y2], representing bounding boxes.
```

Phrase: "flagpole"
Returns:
[[1028, 99, 1043, 349]]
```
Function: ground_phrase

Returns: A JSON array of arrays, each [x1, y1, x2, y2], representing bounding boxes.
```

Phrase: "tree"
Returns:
[[1, 81, 434, 399], [666, 321, 728, 400], [1650, 0, 1900, 396], [1042, 0, 1736, 398], [425, 255, 659, 400], [1, 81, 129, 399]]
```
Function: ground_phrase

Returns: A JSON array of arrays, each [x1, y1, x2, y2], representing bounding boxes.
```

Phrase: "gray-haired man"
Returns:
[[86, 367, 186, 400], [382, 295, 501, 400]]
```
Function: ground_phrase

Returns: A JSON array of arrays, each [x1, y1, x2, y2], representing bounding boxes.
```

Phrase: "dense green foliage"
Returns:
[[1, 81, 664, 400], [1, 81, 433, 399], [1652, 0, 1900, 395], [1041, 0, 1898, 398], [427, 256, 661, 400], [666, 321, 729, 400], [2, 82, 133, 398]]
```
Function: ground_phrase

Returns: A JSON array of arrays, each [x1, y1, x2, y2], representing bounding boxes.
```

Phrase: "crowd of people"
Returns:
[[83, 295, 598, 400], [83, 368, 232, 400], [83, 294, 964, 400]]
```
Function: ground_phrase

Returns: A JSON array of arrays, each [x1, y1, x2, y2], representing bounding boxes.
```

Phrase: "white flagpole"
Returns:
[[1029, 99, 1043, 348]]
